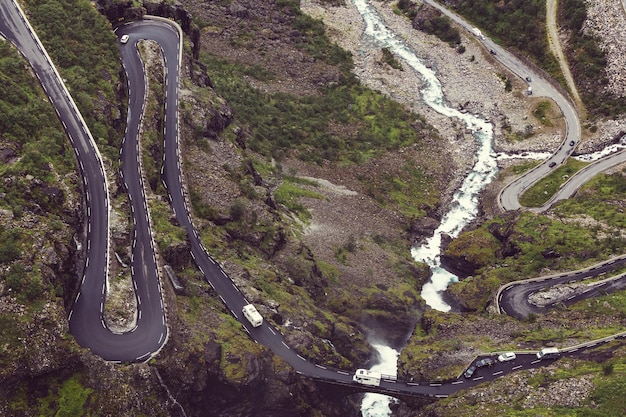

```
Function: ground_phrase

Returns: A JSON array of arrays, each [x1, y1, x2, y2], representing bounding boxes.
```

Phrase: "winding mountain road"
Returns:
[[3, 0, 626, 401]]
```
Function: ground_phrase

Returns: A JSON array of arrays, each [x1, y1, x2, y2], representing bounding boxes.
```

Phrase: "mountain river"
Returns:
[[351, 0, 497, 415], [351, 1, 622, 415]]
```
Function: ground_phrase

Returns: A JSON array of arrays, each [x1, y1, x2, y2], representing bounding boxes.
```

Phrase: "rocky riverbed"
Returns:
[[302, 0, 626, 157]]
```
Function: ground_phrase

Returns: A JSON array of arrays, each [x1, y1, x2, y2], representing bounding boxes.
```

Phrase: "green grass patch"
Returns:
[[274, 178, 324, 222], [533, 100, 554, 126], [569, 291, 626, 317], [317, 261, 340, 284], [149, 198, 187, 248], [519, 159, 588, 207], [511, 324, 625, 345], [445, 227, 501, 267], [214, 315, 265, 382], [363, 162, 438, 219], [555, 171, 626, 230]]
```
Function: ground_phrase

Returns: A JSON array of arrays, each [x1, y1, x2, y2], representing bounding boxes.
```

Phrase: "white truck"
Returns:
[[536, 347, 560, 360], [242, 304, 263, 327], [471, 27, 486, 40], [353, 369, 382, 386]]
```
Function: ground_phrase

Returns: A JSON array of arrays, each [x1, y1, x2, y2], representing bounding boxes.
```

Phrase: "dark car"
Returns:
[[525, 76, 532, 82], [464, 366, 476, 378], [475, 357, 495, 368], [569, 141, 575, 146], [490, 49, 497, 55], [549, 161, 557, 168]]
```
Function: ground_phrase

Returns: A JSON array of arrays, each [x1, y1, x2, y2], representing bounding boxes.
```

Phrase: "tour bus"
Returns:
[[536, 347, 560, 360], [353, 369, 382, 387], [242, 304, 263, 328]]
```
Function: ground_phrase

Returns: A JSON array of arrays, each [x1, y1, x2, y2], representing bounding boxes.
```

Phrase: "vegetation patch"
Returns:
[[37, 374, 93, 417], [554, 170, 626, 231], [444, 208, 626, 312], [381, 47, 403, 70], [199, 51, 432, 164], [0, 40, 78, 304], [533, 100, 554, 126], [445, 227, 501, 266], [24, 0, 123, 163], [558, 0, 626, 117], [149, 198, 187, 248], [519, 159, 588, 207], [274, 177, 325, 223]]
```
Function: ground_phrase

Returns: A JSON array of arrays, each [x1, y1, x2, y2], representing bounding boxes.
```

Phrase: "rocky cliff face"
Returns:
[[1, 0, 446, 415]]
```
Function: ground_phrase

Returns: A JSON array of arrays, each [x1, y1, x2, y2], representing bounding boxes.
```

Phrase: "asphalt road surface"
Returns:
[[499, 257, 626, 319], [3, 0, 626, 399]]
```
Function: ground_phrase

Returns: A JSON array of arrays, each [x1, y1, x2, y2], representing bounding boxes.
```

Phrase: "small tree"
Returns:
[[230, 199, 247, 221]]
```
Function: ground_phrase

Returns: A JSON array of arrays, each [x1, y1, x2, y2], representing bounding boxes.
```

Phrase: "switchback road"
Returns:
[[4, 0, 626, 400]]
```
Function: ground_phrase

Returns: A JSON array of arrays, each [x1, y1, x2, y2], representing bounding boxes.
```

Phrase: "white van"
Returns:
[[536, 347, 560, 360], [242, 304, 263, 327], [353, 369, 382, 387]]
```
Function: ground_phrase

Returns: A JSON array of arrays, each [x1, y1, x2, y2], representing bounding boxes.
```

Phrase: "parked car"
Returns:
[[464, 366, 476, 378], [120, 34, 129, 44], [490, 49, 497, 55], [498, 352, 516, 362], [525, 76, 532, 82], [475, 357, 495, 368]]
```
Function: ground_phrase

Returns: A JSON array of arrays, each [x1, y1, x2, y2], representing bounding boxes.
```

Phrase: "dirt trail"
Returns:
[[546, 0, 585, 114]]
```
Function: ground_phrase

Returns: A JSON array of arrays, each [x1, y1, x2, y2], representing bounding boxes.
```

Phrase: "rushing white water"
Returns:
[[495, 151, 552, 161], [352, 1, 497, 415], [349, 2, 621, 412], [574, 141, 626, 162], [360, 344, 399, 417], [352, 0, 498, 315]]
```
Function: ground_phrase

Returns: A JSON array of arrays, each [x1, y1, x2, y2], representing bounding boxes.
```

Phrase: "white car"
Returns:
[[120, 34, 129, 44], [498, 351, 516, 362]]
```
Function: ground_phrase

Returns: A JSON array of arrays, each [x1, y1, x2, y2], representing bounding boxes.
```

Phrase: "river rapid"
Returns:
[[353, 0, 497, 312], [351, 0, 498, 415]]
